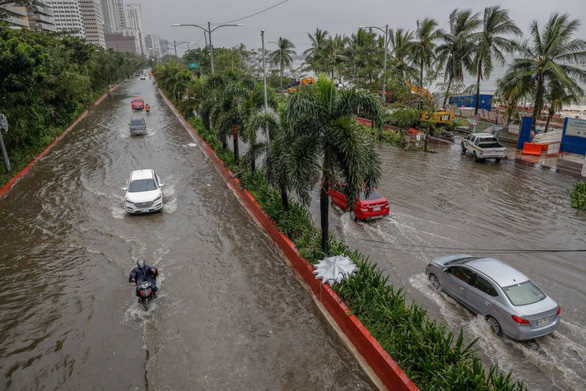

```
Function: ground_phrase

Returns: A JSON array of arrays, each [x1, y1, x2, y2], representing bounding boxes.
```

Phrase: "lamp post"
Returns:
[[172, 40, 194, 58], [172, 22, 241, 75], [361, 24, 389, 103], [261, 30, 268, 114]]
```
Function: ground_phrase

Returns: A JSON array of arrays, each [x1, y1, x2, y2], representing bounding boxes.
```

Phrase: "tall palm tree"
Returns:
[[324, 34, 348, 81], [505, 13, 586, 129], [436, 9, 481, 108], [270, 37, 296, 92], [496, 71, 533, 126], [282, 76, 384, 253], [471, 6, 521, 115], [388, 28, 417, 81], [304, 28, 329, 73], [544, 81, 581, 131], [412, 18, 439, 88]]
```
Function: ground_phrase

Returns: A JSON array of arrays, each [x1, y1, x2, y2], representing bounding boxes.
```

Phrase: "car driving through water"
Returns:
[[425, 255, 561, 340], [123, 169, 164, 214]]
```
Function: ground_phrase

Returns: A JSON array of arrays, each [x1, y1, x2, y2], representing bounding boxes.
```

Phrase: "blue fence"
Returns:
[[449, 94, 493, 112], [560, 118, 586, 155]]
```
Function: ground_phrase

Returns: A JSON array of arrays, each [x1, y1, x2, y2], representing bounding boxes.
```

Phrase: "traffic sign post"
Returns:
[[0, 114, 11, 173]]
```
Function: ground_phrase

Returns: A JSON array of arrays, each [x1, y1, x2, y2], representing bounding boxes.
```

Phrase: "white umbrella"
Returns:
[[313, 255, 357, 285]]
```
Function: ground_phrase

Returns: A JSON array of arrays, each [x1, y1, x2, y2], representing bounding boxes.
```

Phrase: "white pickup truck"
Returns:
[[461, 133, 506, 163]]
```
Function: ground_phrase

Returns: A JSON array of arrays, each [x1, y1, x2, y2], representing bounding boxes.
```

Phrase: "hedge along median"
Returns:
[[0, 83, 123, 197], [159, 88, 526, 391]]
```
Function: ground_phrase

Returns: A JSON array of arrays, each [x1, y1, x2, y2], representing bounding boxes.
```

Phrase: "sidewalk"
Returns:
[[514, 151, 584, 177]]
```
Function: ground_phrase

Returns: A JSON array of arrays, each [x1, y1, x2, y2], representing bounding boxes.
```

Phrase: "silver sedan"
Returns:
[[425, 254, 561, 340]]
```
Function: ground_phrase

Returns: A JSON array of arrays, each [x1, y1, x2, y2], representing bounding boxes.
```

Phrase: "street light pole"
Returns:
[[261, 30, 268, 114], [172, 23, 240, 76], [174, 40, 178, 57], [0, 114, 11, 174]]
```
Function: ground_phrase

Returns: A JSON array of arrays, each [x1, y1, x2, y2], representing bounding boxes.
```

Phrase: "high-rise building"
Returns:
[[145, 33, 161, 59], [159, 39, 170, 57], [121, 28, 141, 54], [0, 5, 31, 29], [100, 0, 124, 34], [45, 0, 85, 39], [125, 3, 146, 55], [105, 33, 137, 54], [26, 1, 57, 32], [79, 0, 105, 48]]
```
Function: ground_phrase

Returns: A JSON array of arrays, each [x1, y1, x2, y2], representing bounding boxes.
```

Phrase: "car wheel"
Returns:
[[495, 157, 502, 163], [473, 151, 480, 162], [429, 274, 441, 290], [461, 144, 466, 154], [350, 210, 358, 222], [486, 316, 503, 336]]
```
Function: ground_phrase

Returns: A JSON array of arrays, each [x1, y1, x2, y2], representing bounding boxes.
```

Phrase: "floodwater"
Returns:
[[0, 78, 374, 390], [312, 141, 586, 390]]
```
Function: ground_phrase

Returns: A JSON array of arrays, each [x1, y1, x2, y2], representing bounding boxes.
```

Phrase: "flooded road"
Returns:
[[0, 78, 374, 390], [313, 142, 586, 390]]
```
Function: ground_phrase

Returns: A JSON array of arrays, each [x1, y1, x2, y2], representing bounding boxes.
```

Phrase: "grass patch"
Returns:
[[571, 181, 586, 211]]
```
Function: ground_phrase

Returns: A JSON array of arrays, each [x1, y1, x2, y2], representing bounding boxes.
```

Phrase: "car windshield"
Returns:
[[502, 280, 546, 306], [132, 99, 142, 103], [131, 118, 144, 126], [360, 189, 383, 200], [128, 179, 157, 192]]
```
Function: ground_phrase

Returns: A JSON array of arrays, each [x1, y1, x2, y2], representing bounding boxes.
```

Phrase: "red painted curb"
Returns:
[[0, 83, 122, 198], [160, 89, 419, 391]]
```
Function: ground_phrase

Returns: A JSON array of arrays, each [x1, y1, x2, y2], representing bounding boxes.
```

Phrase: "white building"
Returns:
[[125, 3, 146, 55], [0, 5, 30, 29], [26, 1, 57, 32], [45, 0, 85, 39], [145, 33, 161, 59], [100, 0, 125, 34], [79, 0, 105, 48], [122, 27, 141, 55]]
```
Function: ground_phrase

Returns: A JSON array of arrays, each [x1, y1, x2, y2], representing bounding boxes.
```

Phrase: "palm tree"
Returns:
[[471, 6, 521, 115], [544, 81, 581, 131], [496, 70, 534, 126], [436, 9, 481, 108], [505, 13, 586, 129], [412, 18, 439, 88], [270, 37, 296, 92], [304, 28, 329, 73], [324, 34, 348, 81], [282, 76, 384, 253], [388, 28, 417, 82]]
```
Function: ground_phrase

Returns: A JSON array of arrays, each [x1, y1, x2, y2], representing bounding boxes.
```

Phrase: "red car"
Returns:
[[328, 187, 390, 221], [131, 97, 145, 110]]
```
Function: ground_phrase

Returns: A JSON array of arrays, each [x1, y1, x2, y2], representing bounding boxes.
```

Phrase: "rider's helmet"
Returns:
[[137, 258, 146, 269]]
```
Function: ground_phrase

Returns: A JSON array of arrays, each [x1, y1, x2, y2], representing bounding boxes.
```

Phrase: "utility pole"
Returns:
[[261, 30, 268, 114], [208, 22, 215, 75], [174, 40, 178, 57], [0, 114, 11, 174]]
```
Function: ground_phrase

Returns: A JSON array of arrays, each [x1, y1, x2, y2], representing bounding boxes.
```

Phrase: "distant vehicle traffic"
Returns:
[[123, 169, 164, 214], [425, 255, 561, 340], [129, 116, 146, 136], [140, 74, 146, 80], [328, 187, 390, 221], [131, 97, 145, 110], [461, 133, 506, 162]]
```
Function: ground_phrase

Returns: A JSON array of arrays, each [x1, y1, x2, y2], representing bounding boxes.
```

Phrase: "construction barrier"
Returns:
[[542, 142, 561, 157], [522, 142, 543, 156]]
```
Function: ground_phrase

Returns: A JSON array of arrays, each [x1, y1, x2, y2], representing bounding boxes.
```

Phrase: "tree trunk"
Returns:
[[424, 130, 429, 152], [251, 154, 256, 174], [232, 128, 239, 163], [443, 74, 453, 108], [320, 146, 332, 253], [280, 186, 289, 210], [474, 60, 482, 116], [532, 74, 545, 131], [544, 110, 553, 132], [419, 60, 424, 109]]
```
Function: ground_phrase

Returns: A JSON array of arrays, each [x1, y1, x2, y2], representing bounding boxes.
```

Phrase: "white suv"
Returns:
[[124, 169, 164, 214]]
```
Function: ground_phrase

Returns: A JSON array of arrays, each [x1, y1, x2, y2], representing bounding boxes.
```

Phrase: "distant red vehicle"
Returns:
[[328, 187, 390, 221], [131, 97, 145, 110]]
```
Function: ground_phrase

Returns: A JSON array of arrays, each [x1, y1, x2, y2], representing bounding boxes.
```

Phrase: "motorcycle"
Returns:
[[136, 280, 156, 310]]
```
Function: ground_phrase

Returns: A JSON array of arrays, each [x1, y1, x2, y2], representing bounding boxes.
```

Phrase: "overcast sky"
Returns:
[[139, 0, 585, 92]]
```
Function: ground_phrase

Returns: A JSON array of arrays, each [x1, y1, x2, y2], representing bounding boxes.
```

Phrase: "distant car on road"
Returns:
[[131, 97, 145, 110], [140, 74, 146, 80], [461, 133, 506, 162], [425, 255, 561, 340], [328, 187, 390, 221], [129, 116, 146, 136], [124, 169, 164, 214]]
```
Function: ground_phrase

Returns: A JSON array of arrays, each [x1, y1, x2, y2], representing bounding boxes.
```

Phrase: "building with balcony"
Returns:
[[79, 0, 105, 48], [44, 0, 85, 39], [0, 5, 31, 29], [26, 1, 57, 32]]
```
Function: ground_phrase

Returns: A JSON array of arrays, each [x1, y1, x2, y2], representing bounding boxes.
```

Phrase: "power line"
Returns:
[[214, 0, 289, 24], [355, 237, 586, 254]]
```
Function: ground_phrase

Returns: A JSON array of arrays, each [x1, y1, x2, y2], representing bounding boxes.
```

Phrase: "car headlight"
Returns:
[[154, 194, 162, 201], [126, 199, 135, 205]]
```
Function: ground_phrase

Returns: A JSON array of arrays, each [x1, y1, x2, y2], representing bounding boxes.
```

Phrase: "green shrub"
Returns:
[[571, 181, 586, 210]]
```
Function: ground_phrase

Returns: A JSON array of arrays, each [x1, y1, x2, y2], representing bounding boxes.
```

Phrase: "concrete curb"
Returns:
[[160, 89, 419, 391], [0, 82, 124, 198]]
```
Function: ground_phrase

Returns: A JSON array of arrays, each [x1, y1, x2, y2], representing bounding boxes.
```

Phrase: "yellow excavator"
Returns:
[[405, 80, 454, 125]]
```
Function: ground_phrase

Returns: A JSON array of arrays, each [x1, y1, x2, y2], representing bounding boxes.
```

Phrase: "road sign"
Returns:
[[189, 62, 199, 70]]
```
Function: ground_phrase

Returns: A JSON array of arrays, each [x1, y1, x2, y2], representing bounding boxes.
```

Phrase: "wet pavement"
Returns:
[[311, 141, 586, 390], [0, 78, 375, 390]]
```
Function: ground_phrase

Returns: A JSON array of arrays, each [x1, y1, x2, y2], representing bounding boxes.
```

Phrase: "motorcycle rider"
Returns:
[[145, 103, 151, 113], [129, 258, 158, 298]]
